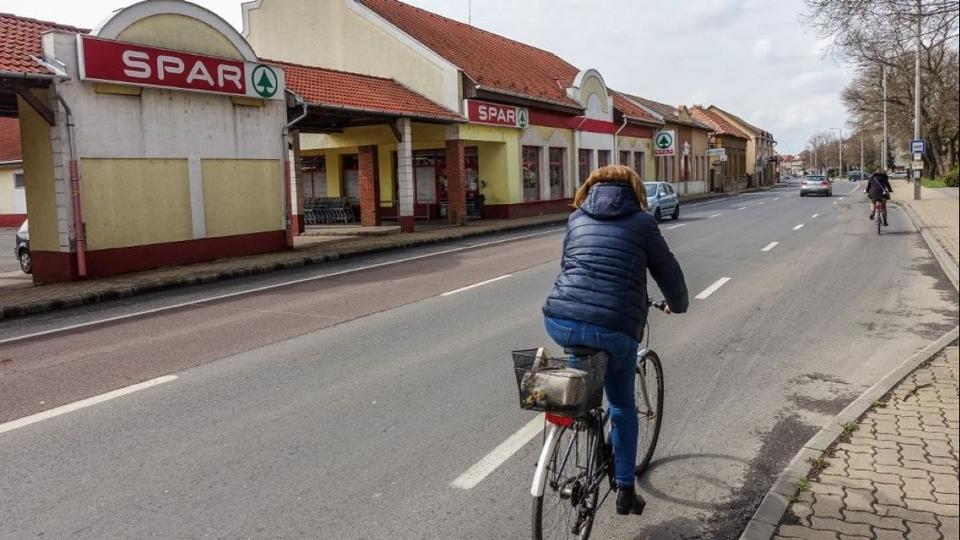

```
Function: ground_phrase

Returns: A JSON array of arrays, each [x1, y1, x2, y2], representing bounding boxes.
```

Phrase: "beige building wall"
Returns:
[[243, 0, 461, 111], [0, 168, 17, 214]]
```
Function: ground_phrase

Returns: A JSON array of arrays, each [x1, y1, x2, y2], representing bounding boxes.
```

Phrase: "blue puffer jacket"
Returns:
[[542, 183, 689, 341]]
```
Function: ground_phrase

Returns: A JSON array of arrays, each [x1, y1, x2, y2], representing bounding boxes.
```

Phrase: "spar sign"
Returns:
[[467, 100, 529, 128], [77, 35, 285, 100], [654, 130, 676, 157]]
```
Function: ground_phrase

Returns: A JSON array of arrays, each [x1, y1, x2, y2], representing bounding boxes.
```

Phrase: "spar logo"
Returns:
[[654, 130, 676, 156], [251, 64, 278, 98]]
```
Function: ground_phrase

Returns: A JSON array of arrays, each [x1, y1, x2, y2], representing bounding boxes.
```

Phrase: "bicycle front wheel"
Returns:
[[635, 351, 664, 476], [533, 422, 601, 540]]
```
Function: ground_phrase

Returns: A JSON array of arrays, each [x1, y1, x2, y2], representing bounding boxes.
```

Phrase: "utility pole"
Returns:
[[860, 130, 865, 180], [831, 127, 843, 179], [913, 0, 922, 200], [882, 65, 888, 172]]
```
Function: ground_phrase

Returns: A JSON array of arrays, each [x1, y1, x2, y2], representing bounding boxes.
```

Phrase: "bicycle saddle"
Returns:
[[564, 346, 602, 357]]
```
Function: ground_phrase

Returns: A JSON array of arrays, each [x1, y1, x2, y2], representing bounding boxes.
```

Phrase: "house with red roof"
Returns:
[[0, 117, 26, 226], [243, 0, 663, 220], [690, 106, 751, 192]]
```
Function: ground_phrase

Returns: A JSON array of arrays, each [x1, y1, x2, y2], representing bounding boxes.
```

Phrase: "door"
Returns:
[[413, 150, 445, 219]]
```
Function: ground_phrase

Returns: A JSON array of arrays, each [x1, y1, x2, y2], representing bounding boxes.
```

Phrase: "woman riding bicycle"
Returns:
[[541, 165, 688, 517], [866, 171, 893, 226]]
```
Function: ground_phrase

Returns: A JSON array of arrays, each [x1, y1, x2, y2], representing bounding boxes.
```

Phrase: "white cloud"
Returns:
[[752, 39, 772, 59]]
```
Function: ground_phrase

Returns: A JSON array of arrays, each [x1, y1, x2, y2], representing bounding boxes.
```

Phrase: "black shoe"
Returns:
[[883, 220, 889, 226], [869, 212, 875, 220], [616, 485, 646, 516]]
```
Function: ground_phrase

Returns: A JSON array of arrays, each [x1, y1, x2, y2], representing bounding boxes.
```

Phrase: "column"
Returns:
[[291, 131, 305, 233], [445, 139, 467, 225], [396, 118, 415, 232], [358, 144, 380, 227]]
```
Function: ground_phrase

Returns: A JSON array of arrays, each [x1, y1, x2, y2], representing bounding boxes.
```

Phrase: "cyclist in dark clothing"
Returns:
[[542, 165, 688, 517], [865, 172, 893, 226]]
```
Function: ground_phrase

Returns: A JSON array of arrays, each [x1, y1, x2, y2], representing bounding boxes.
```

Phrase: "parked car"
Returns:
[[848, 170, 866, 181], [645, 181, 680, 221], [14, 220, 31, 274], [890, 170, 908, 179], [800, 175, 832, 197]]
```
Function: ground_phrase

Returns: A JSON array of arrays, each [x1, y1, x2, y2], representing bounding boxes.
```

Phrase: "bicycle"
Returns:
[[874, 199, 884, 235], [513, 301, 667, 539]]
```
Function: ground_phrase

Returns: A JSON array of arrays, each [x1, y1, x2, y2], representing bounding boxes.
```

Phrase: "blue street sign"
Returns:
[[910, 139, 925, 154]]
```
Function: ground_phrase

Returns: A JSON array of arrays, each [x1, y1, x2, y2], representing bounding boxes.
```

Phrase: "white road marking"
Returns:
[[450, 415, 544, 489], [811, 213, 820, 218], [839, 197, 845, 201], [757, 201, 766, 205], [694, 277, 731, 300], [667, 223, 687, 230], [442, 274, 513, 296], [761, 241, 779, 252], [709, 213, 722, 218], [793, 224, 805, 230], [0, 228, 565, 347], [737, 206, 748, 210], [0, 376, 177, 435], [773, 197, 781, 201]]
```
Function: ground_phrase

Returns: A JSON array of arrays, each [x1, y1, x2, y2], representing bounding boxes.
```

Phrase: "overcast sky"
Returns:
[[1, 0, 853, 154]]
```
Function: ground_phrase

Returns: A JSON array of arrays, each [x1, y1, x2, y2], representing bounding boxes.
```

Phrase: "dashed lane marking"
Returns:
[[450, 415, 544, 489], [793, 224, 805, 230], [694, 277, 731, 300], [761, 241, 779, 252]]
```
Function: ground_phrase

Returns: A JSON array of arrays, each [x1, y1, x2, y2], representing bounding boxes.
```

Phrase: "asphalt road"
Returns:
[[1, 183, 956, 539]]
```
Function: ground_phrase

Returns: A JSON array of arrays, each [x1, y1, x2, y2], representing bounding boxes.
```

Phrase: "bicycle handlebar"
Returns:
[[648, 300, 668, 312]]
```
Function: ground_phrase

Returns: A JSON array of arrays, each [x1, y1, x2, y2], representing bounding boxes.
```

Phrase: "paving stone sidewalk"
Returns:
[[891, 180, 959, 266], [774, 343, 959, 540]]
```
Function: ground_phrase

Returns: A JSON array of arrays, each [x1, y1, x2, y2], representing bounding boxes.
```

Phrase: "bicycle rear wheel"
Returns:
[[533, 421, 602, 539], [635, 351, 664, 476]]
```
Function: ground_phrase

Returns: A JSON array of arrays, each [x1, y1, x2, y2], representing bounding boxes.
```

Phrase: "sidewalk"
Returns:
[[891, 180, 959, 266], [0, 214, 567, 320], [773, 343, 959, 540]]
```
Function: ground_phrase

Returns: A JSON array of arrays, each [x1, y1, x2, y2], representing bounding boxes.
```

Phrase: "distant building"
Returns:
[[703, 106, 777, 187], [689, 106, 750, 192]]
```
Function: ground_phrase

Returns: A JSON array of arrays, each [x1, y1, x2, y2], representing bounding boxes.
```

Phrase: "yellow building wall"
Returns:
[[580, 76, 610, 114], [116, 14, 244, 59], [17, 93, 58, 252], [458, 123, 521, 204], [80, 158, 193, 250], [0, 169, 15, 213], [245, 0, 454, 108], [202, 159, 282, 237]]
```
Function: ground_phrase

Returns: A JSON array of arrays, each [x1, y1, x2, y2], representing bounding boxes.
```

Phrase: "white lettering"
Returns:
[[478, 105, 490, 122], [186, 60, 214, 86], [121, 50, 151, 79], [505, 109, 516, 124], [218, 65, 243, 90], [156, 55, 184, 80]]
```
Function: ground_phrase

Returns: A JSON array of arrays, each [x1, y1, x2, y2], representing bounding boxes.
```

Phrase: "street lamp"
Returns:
[[831, 128, 843, 180]]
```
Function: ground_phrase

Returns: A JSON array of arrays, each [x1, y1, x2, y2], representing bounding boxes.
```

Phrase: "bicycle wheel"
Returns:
[[877, 207, 882, 235], [635, 351, 664, 476], [533, 421, 602, 540]]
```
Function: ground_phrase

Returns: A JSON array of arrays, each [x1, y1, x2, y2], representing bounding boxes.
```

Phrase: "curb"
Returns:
[[738, 325, 960, 540], [0, 217, 567, 322], [896, 201, 959, 291]]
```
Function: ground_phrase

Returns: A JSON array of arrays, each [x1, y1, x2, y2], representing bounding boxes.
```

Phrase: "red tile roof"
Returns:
[[0, 116, 21, 162], [610, 91, 662, 125], [690, 106, 750, 139], [0, 13, 86, 75], [360, 0, 582, 110], [273, 60, 463, 122]]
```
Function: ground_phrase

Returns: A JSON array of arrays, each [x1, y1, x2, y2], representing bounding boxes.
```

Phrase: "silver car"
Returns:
[[800, 175, 832, 197], [645, 181, 680, 221]]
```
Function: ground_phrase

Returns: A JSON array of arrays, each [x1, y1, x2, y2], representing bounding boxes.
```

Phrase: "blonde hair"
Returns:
[[573, 165, 648, 210]]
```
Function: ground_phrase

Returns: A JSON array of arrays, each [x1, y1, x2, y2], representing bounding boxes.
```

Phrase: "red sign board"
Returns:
[[467, 100, 528, 128], [77, 35, 284, 100]]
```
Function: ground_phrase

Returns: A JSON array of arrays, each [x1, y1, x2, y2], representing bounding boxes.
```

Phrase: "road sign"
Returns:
[[654, 130, 676, 156], [913, 160, 924, 170], [719, 154, 728, 162], [910, 139, 925, 154], [706, 148, 726, 157]]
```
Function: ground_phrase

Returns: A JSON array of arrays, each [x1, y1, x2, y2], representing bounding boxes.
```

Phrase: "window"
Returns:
[[522, 146, 541, 202], [548, 147, 565, 199], [13, 173, 25, 189], [578, 149, 592, 184], [619, 151, 630, 168], [341, 154, 360, 202], [597, 150, 610, 168], [634, 152, 645, 180], [301, 157, 326, 198]]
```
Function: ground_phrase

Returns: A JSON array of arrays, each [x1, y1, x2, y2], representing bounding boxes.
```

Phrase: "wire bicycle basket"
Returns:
[[512, 348, 607, 417]]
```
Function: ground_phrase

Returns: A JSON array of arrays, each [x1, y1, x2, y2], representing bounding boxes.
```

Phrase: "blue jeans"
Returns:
[[544, 316, 640, 487]]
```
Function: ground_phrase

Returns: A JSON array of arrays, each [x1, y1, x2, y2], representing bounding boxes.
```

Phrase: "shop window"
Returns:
[[14, 173, 25, 189], [597, 150, 610, 168], [414, 153, 439, 204], [301, 157, 326, 199], [619, 151, 630, 168], [522, 146, 541, 202], [634, 152, 645, 179], [578, 149, 592, 184], [548, 147, 565, 199], [341, 154, 360, 202]]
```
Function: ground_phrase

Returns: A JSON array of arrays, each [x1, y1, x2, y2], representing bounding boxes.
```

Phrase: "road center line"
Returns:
[[793, 224, 805, 230], [757, 201, 766, 205], [667, 223, 687, 230], [811, 213, 820, 218], [0, 375, 178, 435], [450, 415, 544, 489], [694, 277, 731, 300], [839, 197, 845, 201], [442, 274, 513, 296], [737, 206, 748, 210], [709, 213, 722, 218], [773, 197, 781, 201], [761, 241, 779, 252]]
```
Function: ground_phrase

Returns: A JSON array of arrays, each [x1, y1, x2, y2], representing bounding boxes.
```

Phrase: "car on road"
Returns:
[[645, 181, 680, 221], [15, 220, 30, 274], [890, 170, 908, 179], [848, 170, 866, 181], [800, 175, 832, 197]]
